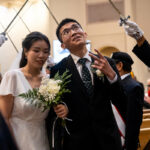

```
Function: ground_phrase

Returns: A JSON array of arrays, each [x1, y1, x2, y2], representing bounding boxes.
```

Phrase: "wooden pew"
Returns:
[[143, 113, 150, 119], [140, 118, 150, 129], [139, 128, 150, 150], [141, 119, 150, 128], [143, 109, 150, 114]]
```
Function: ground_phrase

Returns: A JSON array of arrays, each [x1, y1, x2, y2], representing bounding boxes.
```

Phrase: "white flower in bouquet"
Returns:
[[39, 78, 61, 101]]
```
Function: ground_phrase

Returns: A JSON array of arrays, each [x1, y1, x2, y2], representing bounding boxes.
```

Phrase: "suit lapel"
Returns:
[[66, 55, 90, 99], [90, 52, 99, 87]]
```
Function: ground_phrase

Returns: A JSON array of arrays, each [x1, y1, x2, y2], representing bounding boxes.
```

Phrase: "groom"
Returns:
[[48, 18, 127, 150]]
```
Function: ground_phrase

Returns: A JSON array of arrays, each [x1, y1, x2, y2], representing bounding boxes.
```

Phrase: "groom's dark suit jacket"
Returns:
[[121, 75, 144, 150], [47, 55, 127, 150], [132, 40, 150, 67]]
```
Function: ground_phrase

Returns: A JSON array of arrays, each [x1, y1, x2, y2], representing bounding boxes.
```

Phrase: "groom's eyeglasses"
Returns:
[[61, 24, 82, 37]]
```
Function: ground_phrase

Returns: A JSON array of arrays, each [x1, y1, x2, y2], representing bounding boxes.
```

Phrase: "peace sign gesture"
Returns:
[[89, 49, 116, 80]]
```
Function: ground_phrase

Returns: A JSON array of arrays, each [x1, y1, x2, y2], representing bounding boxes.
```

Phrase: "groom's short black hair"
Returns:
[[56, 18, 82, 43]]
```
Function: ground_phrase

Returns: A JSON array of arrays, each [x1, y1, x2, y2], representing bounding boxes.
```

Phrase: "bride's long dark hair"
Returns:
[[19, 32, 51, 68]]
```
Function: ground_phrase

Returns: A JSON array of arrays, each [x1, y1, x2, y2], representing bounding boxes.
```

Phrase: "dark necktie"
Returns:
[[78, 58, 94, 98]]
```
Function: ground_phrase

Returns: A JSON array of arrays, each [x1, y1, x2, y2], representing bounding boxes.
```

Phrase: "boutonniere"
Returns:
[[91, 64, 105, 82]]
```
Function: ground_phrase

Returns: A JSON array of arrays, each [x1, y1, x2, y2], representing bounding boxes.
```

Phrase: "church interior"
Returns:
[[0, 0, 150, 149]]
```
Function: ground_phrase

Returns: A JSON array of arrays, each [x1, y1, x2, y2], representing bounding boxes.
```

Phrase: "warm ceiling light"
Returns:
[[0, 0, 39, 7]]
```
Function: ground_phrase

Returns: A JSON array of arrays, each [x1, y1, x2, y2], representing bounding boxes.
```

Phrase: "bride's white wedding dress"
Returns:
[[0, 69, 50, 150]]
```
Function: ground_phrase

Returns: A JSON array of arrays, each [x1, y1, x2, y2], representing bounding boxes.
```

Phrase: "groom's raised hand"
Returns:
[[89, 49, 116, 80]]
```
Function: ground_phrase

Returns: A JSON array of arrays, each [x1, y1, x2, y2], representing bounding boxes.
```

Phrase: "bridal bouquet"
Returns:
[[19, 70, 71, 111]]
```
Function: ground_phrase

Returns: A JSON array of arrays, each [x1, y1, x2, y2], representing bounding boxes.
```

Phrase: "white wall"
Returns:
[[48, 0, 86, 54]]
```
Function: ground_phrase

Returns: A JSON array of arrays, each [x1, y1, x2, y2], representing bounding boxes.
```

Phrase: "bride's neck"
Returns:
[[22, 65, 41, 77]]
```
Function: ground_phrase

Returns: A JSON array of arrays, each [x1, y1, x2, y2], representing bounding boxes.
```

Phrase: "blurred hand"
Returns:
[[121, 20, 144, 40], [0, 33, 7, 46], [53, 104, 68, 118], [144, 96, 150, 104]]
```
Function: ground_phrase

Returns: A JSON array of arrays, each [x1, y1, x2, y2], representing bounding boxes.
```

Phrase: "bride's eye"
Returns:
[[33, 49, 40, 53], [43, 50, 49, 54]]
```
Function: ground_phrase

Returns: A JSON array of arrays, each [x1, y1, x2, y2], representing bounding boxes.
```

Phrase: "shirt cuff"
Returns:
[[107, 73, 117, 84]]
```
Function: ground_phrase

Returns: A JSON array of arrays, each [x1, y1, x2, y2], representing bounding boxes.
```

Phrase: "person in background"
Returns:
[[46, 65, 51, 75], [47, 18, 127, 150], [122, 20, 150, 67], [0, 32, 68, 150], [46, 56, 55, 75], [0, 73, 2, 84], [0, 33, 6, 84], [143, 79, 150, 108], [0, 33, 6, 47], [111, 52, 144, 150]]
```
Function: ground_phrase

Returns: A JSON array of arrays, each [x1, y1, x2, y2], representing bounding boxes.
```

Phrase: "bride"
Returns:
[[0, 32, 68, 150]]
